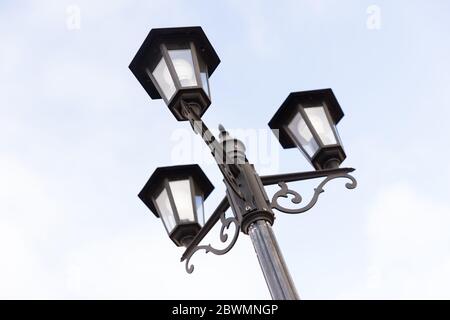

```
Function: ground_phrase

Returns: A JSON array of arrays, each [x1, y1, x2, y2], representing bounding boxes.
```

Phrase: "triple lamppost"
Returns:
[[129, 26, 357, 300]]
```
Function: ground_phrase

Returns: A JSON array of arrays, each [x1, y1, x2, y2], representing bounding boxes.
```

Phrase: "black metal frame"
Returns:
[[268, 89, 346, 169], [138, 164, 214, 247], [129, 27, 220, 121], [131, 27, 357, 274]]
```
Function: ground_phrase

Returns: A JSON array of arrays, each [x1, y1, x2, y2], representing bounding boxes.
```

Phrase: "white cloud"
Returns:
[[0, 156, 61, 298], [0, 222, 48, 299], [341, 184, 450, 299]]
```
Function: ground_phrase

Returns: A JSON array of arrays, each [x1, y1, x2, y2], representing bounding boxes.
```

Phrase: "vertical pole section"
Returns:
[[248, 220, 300, 300], [217, 124, 299, 299]]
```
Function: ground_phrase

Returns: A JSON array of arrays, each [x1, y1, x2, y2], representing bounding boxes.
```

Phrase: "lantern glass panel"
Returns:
[[151, 57, 176, 101], [304, 106, 337, 145], [288, 112, 319, 156], [155, 188, 176, 232], [198, 57, 210, 97], [169, 179, 195, 223], [168, 49, 197, 87], [195, 194, 205, 226]]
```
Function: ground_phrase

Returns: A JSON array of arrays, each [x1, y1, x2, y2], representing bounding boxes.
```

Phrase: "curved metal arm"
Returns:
[[270, 171, 357, 214], [180, 102, 243, 198], [181, 204, 240, 274], [261, 167, 355, 186]]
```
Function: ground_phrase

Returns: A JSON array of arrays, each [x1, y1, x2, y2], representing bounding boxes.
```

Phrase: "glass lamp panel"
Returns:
[[287, 112, 319, 157], [155, 188, 176, 233], [198, 57, 210, 97], [169, 179, 195, 223], [168, 49, 197, 87], [304, 106, 337, 145], [151, 57, 176, 101], [333, 125, 343, 145], [194, 194, 205, 226]]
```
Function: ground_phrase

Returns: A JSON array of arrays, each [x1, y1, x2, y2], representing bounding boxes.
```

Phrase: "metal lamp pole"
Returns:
[[217, 121, 299, 300], [180, 103, 300, 299], [248, 221, 299, 299], [130, 26, 357, 300]]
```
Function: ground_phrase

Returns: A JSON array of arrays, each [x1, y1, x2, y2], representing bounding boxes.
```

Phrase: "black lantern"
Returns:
[[138, 164, 214, 247], [129, 26, 220, 121], [269, 89, 346, 170]]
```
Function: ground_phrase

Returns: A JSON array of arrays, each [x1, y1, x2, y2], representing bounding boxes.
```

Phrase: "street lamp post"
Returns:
[[129, 26, 357, 300]]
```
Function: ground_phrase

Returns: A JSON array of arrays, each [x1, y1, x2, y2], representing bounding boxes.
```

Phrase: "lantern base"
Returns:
[[168, 88, 211, 121], [170, 222, 202, 247], [311, 145, 346, 170]]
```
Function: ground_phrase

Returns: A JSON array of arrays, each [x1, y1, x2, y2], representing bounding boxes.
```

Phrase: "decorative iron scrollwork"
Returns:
[[271, 172, 357, 214], [184, 212, 240, 274]]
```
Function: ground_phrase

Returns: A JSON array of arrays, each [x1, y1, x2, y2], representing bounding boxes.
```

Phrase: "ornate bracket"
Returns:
[[180, 196, 241, 274], [183, 214, 240, 274], [269, 170, 357, 214]]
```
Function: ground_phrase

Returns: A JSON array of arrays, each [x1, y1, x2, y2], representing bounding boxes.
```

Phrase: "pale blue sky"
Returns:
[[1, 0, 450, 299]]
